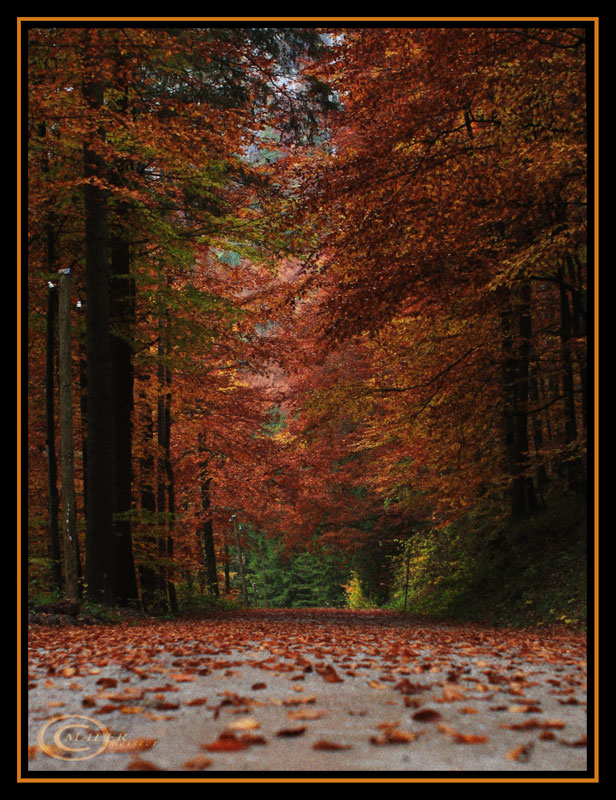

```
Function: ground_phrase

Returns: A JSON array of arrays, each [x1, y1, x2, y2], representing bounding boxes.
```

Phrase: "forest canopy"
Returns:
[[25, 23, 591, 620]]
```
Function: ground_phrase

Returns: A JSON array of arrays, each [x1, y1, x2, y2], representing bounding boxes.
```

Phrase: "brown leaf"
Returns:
[[202, 732, 250, 752], [506, 742, 534, 762], [312, 740, 352, 751], [501, 718, 566, 731], [96, 677, 118, 689], [287, 708, 328, 721], [125, 758, 162, 771], [170, 672, 196, 683], [319, 664, 344, 683], [185, 697, 208, 706], [437, 723, 489, 744], [441, 684, 466, 702], [276, 725, 307, 737], [559, 735, 587, 747], [412, 708, 442, 722], [183, 755, 213, 770], [371, 728, 421, 745]]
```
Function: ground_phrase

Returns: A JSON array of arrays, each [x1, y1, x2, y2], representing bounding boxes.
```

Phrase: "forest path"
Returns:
[[26, 609, 590, 777]]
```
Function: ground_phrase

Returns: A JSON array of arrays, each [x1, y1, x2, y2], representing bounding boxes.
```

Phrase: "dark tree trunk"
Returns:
[[157, 317, 178, 614], [500, 284, 538, 520], [137, 380, 166, 613], [198, 436, 219, 598], [528, 358, 549, 504], [82, 72, 115, 605], [109, 236, 139, 605], [45, 282, 62, 592], [557, 264, 584, 493], [58, 269, 80, 603]]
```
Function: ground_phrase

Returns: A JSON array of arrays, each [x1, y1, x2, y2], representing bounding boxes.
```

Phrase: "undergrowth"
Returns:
[[384, 492, 589, 630]]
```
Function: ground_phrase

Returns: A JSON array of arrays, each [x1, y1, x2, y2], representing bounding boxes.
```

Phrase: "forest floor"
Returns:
[[24, 609, 592, 780]]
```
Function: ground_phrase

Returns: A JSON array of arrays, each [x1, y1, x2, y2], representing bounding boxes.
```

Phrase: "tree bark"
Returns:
[[109, 236, 139, 605], [557, 264, 584, 493], [499, 284, 538, 519], [58, 269, 80, 603], [82, 70, 115, 604], [45, 282, 62, 592], [198, 464, 219, 598], [157, 313, 178, 614], [136, 378, 166, 613]]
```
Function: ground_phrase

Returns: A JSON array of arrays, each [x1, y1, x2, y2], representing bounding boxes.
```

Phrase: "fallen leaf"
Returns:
[[287, 708, 328, 721], [227, 716, 260, 731], [183, 755, 213, 770], [506, 742, 534, 762], [276, 725, 307, 737], [202, 732, 250, 752], [370, 728, 421, 745], [125, 758, 162, 771], [437, 724, 489, 744], [319, 664, 344, 683], [412, 708, 442, 722], [312, 740, 352, 751], [441, 684, 466, 702], [170, 673, 196, 683], [559, 735, 587, 747], [501, 718, 566, 731]]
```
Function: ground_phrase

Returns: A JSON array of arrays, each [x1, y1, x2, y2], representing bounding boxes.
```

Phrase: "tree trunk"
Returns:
[[136, 379, 166, 613], [58, 269, 80, 603], [109, 236, 139, 605], [157, 318, 177, 614], [499, 284, 538, 519], [82, 65, 115, 604], [45, 282, 62, 592], [198, 463, 219, 598], [39, 119, 63, 594], [232, 515, 249, 605], [557, 264, 584, 493]]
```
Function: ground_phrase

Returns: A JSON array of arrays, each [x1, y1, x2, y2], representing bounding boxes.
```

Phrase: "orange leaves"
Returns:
[[202, 730, 266, 752], [317, 664, 344, 683], [169, 672, 197, 683], [312, 740, 352, 751], [437, 724, 489, 744], [27, 609, 588, 772], [370, 722, 422, 745]]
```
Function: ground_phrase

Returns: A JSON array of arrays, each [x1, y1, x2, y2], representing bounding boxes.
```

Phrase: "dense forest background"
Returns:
[[25, 24, 592, 628]]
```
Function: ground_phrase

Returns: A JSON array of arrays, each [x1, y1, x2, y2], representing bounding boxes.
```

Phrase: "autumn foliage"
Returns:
[[25, 24, 590, 613]]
